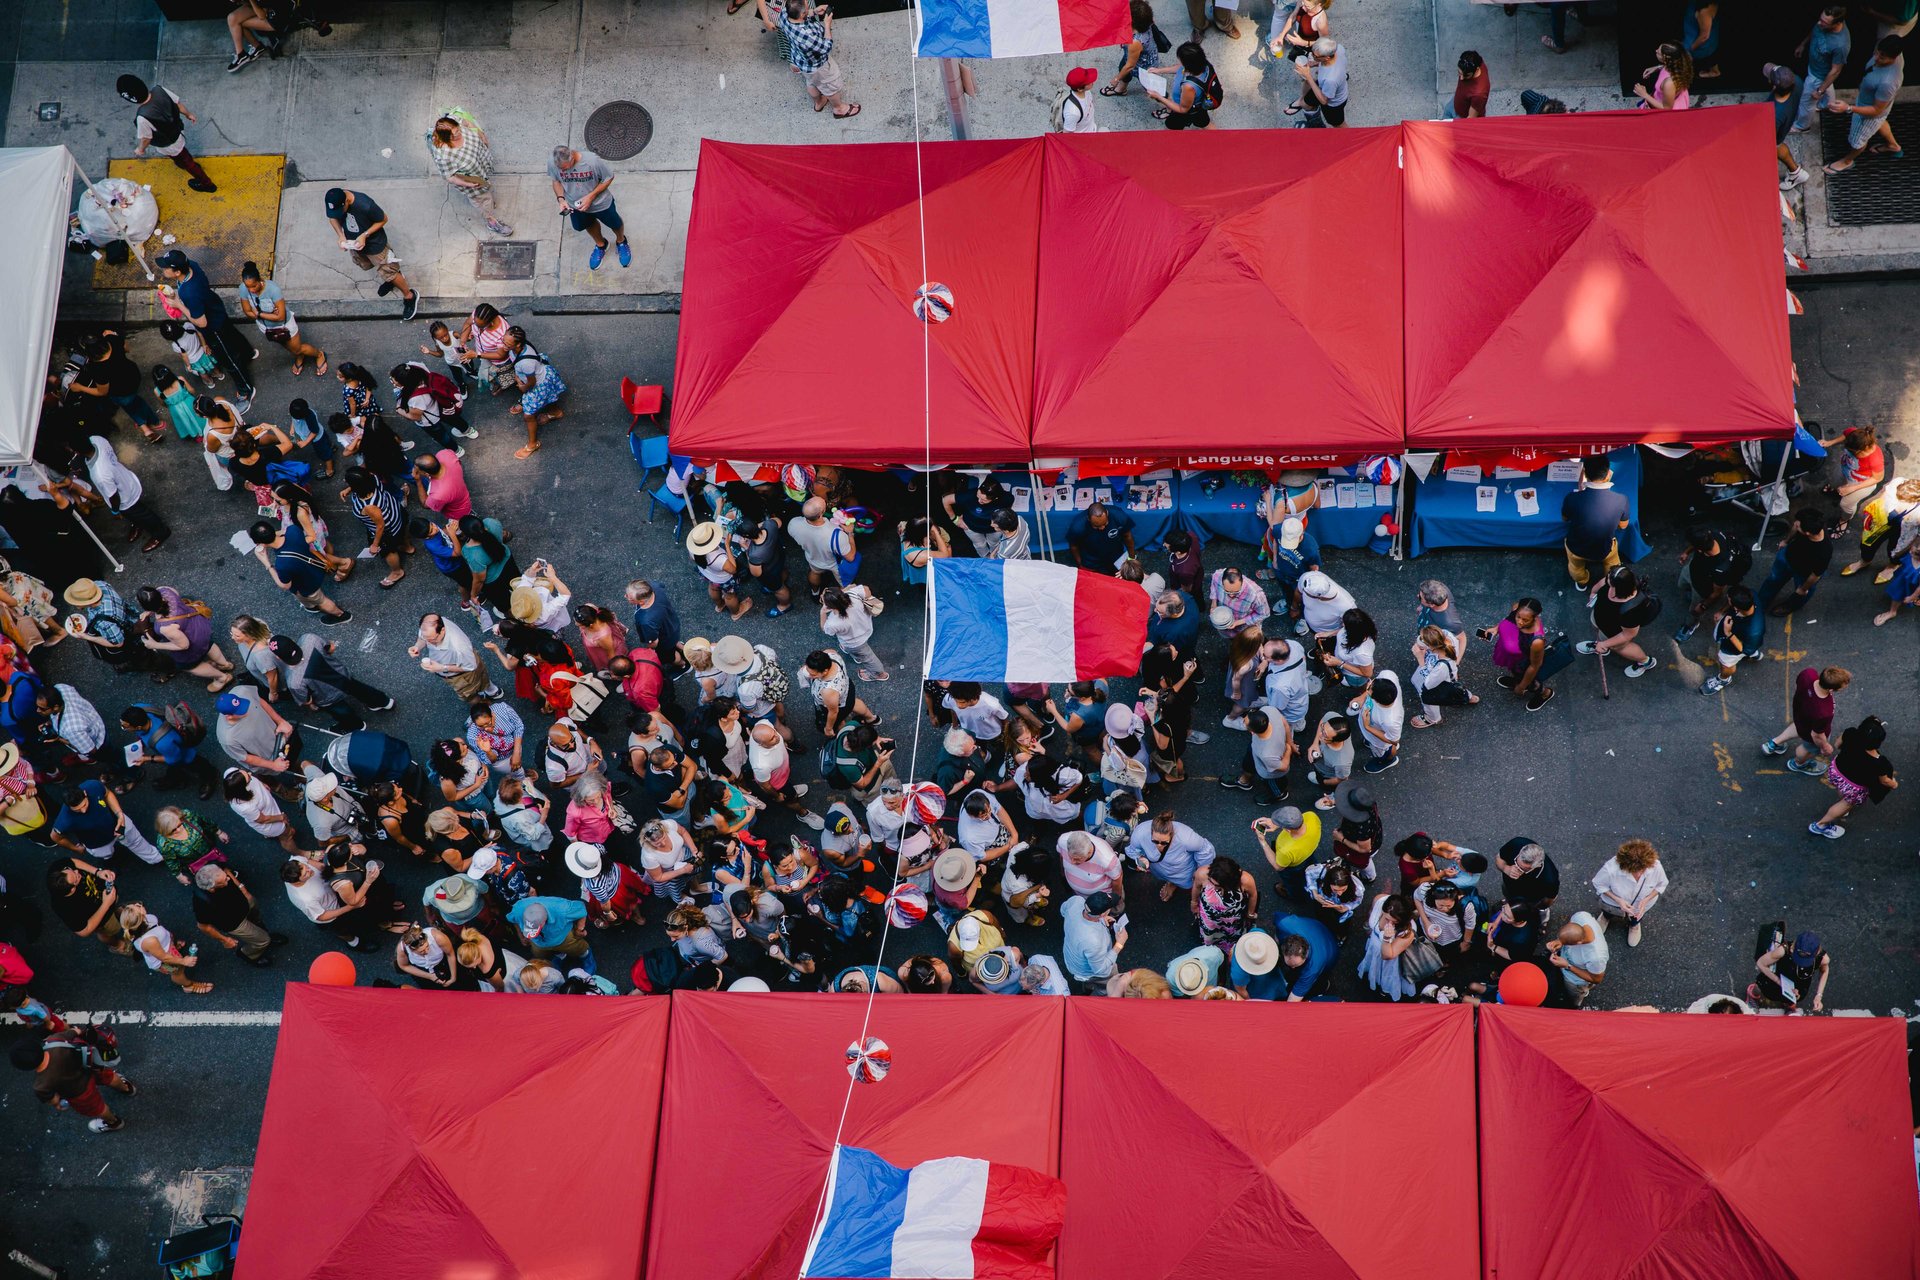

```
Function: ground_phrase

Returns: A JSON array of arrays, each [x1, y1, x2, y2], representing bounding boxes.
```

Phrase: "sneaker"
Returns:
[[1786, 757, 1828, 776], [452, 445, 466, 458], [1701, 676, 1729, 695], [227, 46, 260, 72], [1293, 618, 1310, 637], [1221, 714, 1247, 731], [1807, 821, 1845, 839], [1526, 686, 1556, 711], [1760, 739, 1787, 756], [1186, 729, 1211, 745], [1674, 622, 1698, 641], [1624, 658, 1657, 678], [320, 609, 354, 626], [401, 293, 420, 323], [1780, 168, 1811, 190], [187, 178, 218, 193], [588, 245, 606, 271], [88, 1116, 125, 1133], [368, 697, 397, 712], [398, 440, 418, 450], [1314, 794, 1337, 811], [799, 811, 825, 831], [460, 427, 480, 439], [616, 241, 632, 268], [791, 783, 809, 798], [485, 218, 515, 237], [1363, 753, 1399, 774], [377, 281, 396, 298], [1626, 922, 1643, 947], [1219, 776, 1254, 791], [1574, 640, 1601, 656], [1496, 673, 1517, 690]]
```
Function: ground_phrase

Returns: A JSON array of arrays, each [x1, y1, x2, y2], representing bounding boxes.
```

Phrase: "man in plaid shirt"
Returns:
[[762, 0, 862, 119], [428, 108, 515, 237]]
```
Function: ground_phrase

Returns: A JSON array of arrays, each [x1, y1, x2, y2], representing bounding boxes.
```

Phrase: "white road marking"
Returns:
[[0, 1010, 282, 1028]]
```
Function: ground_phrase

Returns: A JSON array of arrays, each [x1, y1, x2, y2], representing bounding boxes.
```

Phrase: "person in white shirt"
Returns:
[[57, 436, 170, 552], [820, 585, 887, 681], [1350, 670, 1404, 775], [865, 783, 911, 852], [507, 561, 572, 633], [1546, 910, 1609, 1005], [1296, 570, 1356, 641], [1056, 66, 1101, 133], [279, 853, 362, 947], [785, 497, 855, 592], [1589, 838, 1669, 947], [1059, 830, 1124, 898], [410, 613, 500, 703], [942, 682, 1009, 741]]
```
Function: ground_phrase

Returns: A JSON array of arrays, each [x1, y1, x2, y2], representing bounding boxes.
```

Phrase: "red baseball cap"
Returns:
[[1065, 67, 1098, 89]]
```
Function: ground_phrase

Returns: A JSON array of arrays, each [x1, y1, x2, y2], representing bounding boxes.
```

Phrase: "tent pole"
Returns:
[[1753, 441, 1794, 552], [35, 466, 125, 574], [1029, 467, 1053, 561], [1390, 458, 1407, 562]]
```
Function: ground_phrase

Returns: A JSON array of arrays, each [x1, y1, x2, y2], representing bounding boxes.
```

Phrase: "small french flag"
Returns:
[[800, 1145, 1067, 1280], [914, 0, 1134, 60], [928, 558, 1148, 683]]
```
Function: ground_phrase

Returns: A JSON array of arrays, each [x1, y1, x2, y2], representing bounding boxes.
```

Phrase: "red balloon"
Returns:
[[1498, 962, 1548, 1007], [307, 951, 357, 987]]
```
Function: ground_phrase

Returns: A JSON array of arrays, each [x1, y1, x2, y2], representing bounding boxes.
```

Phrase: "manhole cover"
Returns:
[[476, 241, 537, 280], [584, 101, 653, 161], [1819, 102, 1920, 227]]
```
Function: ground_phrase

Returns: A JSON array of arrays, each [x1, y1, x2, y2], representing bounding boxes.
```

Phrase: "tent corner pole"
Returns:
[[1752, 439, 1794, 552], [1390, 455, 1408, 562]]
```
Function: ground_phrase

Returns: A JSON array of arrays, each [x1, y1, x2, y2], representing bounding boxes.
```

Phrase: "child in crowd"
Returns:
[[286, 398, 337, 479], [1303, 711, 1353, 811], [152, 366, 206, 440], [160, 320, 220, 383], [420, 320, 471, 392]]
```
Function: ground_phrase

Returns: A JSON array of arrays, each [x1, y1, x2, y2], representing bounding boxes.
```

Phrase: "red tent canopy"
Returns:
[[1058, 1000, 1478, 1280], [1032, 129, 1404, 470], [238, 986, 668, 1280], [670, 139, 1042, 467], [1403, 106, 1794, 451], [1478, 1006, 1920, 1280], [645, 991, 1064, 1279]]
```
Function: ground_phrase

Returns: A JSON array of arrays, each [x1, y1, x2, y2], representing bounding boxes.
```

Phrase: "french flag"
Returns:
[[914, 0, 1134, 60], [800, 1145, 1067, 1280], [928, 558, 1147, 683]]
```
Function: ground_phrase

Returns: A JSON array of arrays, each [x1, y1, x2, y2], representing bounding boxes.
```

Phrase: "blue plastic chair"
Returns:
[[630, 432, 671, 487], [647, 484, 688, 537]]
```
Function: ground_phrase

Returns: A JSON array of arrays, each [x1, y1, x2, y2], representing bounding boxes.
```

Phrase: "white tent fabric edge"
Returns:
[[0, 147, 77, 467]]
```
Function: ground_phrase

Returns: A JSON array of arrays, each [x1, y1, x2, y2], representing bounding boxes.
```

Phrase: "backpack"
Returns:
[[1199, 64, 1225, 110], [752, 645, 790, 705], [1049, 86, 1081, 133], [422, 371, 465, 413], [629, 943, 688, 994], [141, 700, 206, 748]]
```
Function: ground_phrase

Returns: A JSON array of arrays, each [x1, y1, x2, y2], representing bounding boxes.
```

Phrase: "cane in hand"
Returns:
[[1594, 630, 1610, 700]]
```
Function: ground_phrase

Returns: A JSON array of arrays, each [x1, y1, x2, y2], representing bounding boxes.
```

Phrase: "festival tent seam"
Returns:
[[236, 986, 669, 1280], [1029, 128, 1405, 471], [669, 138, 1043, 467], [1057, 1000, 1479, 1280], [1401, 106, 1794, 451], [1476, 1005, 1920, 1280], [643, 991, 1065, 1280]]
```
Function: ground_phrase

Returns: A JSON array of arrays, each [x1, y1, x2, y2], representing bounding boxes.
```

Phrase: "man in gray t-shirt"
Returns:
[[1793, 6, 1852, 130], [548, 145, 628, 269], [1826, 35, 1905, 173]]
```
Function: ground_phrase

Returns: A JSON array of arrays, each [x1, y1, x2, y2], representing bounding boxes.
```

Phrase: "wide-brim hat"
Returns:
[[711, 635, 755, 675], [1234, 931, 1279, 976], [564, 841, 604, 878], [426, 876, 482, 923], [933, 850, 975, 891], [0, 742, 18, 776], [1334, 781, 1376, 823], [973, 950, 1014, 985], [685, 522, 726, 558], [1172, 957, 1210, 996], [62, 579, 102, 608]]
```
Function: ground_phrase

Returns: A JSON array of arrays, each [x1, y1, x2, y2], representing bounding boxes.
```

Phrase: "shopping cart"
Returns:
[[156, 1215, 238, 1280]]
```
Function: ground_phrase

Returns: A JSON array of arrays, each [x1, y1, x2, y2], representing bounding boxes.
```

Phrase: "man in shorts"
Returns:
[[1763, 665, 1848, 775], [548, 146, 629, 271], [1824, 34, 1904, 175], [768, 0, 862, 120], [117, 75, 217, 192], [1560, 456, 1630, 588], [323, 188, 418, 321]]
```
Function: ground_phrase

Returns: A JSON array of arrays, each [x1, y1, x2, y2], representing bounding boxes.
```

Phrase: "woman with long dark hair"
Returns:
[[457, 513, 520, 618], [1479, 597, 1554, 711]]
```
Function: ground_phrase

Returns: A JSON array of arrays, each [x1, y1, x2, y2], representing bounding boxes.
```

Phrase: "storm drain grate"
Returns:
[[1820, 102, 1920, 227], [584, 101, 653, 161], [476, 241, 537, 280]]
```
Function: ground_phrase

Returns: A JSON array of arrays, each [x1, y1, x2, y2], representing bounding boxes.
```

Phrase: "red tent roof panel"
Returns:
[[1478, 1006, 1920, 1280], [1403, 107, 1795, 449], [645, 992, 1063, 1280], [238, 986, 668, 1280], [1059, 1000, 1478, 1280], [1033, 130, 1403, 460], [671, 139, 1042, 465]]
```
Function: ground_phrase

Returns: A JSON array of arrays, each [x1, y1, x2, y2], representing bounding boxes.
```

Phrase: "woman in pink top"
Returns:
[[1633, 42, 1694, 110], [459, 303, 515, 394]]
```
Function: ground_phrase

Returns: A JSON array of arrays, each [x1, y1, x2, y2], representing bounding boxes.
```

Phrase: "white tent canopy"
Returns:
[[0, 147, 76, 466]]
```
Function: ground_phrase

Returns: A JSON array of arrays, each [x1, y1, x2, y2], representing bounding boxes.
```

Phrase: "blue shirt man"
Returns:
[[1066, 502, 1136, 571], [1274, 913, 1338, 1000], [1229, 928, 1289, 1000], [1127, 816, 1215, 892], [507, 896, 591, 970], [1060, 892, 1124, 984], [1146, 590, 1203, 660], [628, 583, 682, 659]]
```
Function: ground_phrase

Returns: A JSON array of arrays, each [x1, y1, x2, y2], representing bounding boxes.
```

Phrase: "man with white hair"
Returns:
[[548, 145, 627, 270], [1495, 836, 1561, 926], [1294, 37, 1350, 127], [1059, 830, 1125, 900], [1297, 570, 1356, 646]]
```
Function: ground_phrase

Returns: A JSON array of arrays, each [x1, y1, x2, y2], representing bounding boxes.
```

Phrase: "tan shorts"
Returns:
[[350, 245, 403, 283], [1564, 539, 1621, 589], [804, 57, 847, 100]]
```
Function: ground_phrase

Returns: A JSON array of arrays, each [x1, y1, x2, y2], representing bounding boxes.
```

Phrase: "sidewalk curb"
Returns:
[[56, 292, 687, 329]]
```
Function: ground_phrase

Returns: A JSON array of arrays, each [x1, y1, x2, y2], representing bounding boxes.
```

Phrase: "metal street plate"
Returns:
[[476, 240, 537, 280], [37, 102, 60, 121], [584, 101, 653, 162], [1820, 103, 1920, 227]]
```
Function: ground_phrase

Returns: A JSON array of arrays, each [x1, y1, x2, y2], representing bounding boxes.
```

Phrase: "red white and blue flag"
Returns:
[[914, 0, 1133, 60], [800, 1145, 1067, 1280], [928, 558, 1147, 683]]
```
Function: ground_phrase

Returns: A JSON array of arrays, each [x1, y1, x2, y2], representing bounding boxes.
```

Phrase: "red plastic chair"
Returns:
[[620, 377, 665, 428]]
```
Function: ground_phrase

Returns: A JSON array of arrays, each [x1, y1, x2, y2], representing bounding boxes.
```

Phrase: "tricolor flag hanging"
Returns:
[[801, 1145, 1068, 1280], [914, 0, 1133, 60], [928, 558, 1148, 683]]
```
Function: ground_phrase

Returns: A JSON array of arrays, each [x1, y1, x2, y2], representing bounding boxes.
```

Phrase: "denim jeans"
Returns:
[[109, 392, 159, 428], [1756, 548, 1817, 612]]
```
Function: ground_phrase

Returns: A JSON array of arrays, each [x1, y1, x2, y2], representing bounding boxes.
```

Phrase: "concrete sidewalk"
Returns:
[[2, 0, 1913, 325]]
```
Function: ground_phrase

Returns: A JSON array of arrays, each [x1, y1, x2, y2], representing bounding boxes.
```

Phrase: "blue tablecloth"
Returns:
[[1176, 477, 1384, 550], [1407, 447, 1652, 561], [992, 472, 1177, 554]]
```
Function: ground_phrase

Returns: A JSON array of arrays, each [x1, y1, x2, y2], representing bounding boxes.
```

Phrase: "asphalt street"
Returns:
[[3, 280, 1918, 1275]]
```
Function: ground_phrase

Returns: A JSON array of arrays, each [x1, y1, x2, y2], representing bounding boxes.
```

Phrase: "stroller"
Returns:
[[322, 730, 426, 837], [1693, 428, 1825, 522]]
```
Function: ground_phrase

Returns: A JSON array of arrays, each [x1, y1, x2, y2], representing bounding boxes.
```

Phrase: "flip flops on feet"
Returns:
[[834, 104, 862, 119]]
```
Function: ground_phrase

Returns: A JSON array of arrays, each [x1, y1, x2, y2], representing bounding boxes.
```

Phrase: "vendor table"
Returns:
[[993, 472, 1178, 555], [1176, 475, 1383, 551], [1407, 447, 1652, 561]]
